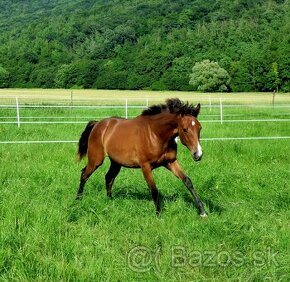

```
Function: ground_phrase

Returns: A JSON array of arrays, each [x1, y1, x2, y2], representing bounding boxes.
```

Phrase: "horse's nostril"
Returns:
[[193, 152, 202, 161]]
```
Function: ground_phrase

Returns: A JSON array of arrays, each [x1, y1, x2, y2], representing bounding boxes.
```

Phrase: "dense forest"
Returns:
[[0, 0, 289, 92]]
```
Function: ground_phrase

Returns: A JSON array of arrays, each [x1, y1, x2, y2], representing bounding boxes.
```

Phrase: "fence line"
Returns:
[[202, 119, 290, 123], [1, 104, 290, 109], [0, 140, 77, 144], [2, 112, 290, 119], [1, 118, 290, 125], [1, 96, 290, 128], [125, 98, 128, 119], [1, 136, 290, 145], [201, 136, 290, 141], [0, 95, 153, 101], [0, 104, 146, 109], [15, 97, 20, 128], [220, 97, 223, 124]]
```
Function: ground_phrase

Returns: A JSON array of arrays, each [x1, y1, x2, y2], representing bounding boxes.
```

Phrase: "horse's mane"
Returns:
[[141, 98, 199, 117]]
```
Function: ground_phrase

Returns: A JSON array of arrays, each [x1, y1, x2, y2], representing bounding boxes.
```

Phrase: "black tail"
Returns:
[[78, 120, 97, 161]]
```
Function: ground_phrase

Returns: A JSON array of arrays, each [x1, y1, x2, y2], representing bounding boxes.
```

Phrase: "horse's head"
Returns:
[[178, 103, 202, 161]]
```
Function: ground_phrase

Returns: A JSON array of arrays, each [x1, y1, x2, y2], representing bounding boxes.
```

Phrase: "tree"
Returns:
[[264, 62, 281, 92], [0, 66, 10, 88], [55, 64, 78, 88], [189, 60, 230, 92], [159, 56, 194, 91], [0, 0, 289, 91]]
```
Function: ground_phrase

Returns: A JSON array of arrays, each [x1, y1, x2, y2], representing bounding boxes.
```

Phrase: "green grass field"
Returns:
[[0, 91, 290, 281]]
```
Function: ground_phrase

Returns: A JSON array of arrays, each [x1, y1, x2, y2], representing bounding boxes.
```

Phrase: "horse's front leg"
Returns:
[[141, 163, 162, 216], [165, 160, 207, 217]]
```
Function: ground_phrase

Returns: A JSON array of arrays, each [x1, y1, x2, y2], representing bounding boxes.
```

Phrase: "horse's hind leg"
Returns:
[[105, 159, 121, 198], [76, 165, 94, 200], [76, 149, 105, 199]]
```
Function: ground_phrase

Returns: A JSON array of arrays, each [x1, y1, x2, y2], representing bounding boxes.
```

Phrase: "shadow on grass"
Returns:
[[204, 198, 224, 215], [67, 184, 224, 223], [182, 193, 224, 215]]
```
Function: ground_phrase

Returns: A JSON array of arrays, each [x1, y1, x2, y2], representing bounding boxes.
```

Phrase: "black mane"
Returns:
[[141, 98, 199, 117]]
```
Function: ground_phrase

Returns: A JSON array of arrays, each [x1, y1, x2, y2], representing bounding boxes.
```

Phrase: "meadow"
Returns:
[[0, 90, 290, 281]]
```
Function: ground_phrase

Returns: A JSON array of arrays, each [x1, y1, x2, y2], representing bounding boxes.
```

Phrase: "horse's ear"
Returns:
[[193, 103, 201, 117]]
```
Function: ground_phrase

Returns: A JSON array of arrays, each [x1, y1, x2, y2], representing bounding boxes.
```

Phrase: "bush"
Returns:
[[189, 60, 231, 92]]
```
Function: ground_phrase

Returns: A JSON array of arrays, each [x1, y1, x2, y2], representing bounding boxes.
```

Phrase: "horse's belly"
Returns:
[[106, 144, 140, 167], [109, 155, 141, 168]]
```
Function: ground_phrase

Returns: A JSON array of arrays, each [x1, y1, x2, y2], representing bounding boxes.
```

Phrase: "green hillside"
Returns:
[[0, 0, 289, 91]]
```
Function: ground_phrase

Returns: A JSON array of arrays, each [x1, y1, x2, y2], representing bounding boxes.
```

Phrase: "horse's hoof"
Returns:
[[200, 213, 208, 218]]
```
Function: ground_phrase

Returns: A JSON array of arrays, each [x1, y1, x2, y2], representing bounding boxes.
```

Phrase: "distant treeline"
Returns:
[[0, 0, 289, 92]]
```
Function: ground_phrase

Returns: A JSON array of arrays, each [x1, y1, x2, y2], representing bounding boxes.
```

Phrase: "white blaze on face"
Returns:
[[196, 142, 203, 159], [190, 118, 202, 160]]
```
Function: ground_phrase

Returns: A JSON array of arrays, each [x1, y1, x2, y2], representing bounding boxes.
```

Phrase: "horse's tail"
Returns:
[[77, 120, 97, 161]]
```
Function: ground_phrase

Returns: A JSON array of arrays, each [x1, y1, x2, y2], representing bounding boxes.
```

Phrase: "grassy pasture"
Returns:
[[0, 91, 290, 281]]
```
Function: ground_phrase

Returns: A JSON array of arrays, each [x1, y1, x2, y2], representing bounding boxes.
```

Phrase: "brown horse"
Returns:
[[76, 98, 207, 217]]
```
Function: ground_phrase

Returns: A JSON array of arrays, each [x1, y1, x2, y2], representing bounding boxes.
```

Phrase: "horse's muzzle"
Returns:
[[192, 152, 202, 161], [192, 142, 203, 161]]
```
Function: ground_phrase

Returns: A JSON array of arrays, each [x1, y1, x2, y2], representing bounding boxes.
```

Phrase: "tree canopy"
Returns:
[[0, 0, 289, 91], [189, 60, 231, 92]]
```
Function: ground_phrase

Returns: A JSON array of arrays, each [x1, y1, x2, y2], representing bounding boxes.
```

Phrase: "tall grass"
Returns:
[[0, 98, 289, 281]]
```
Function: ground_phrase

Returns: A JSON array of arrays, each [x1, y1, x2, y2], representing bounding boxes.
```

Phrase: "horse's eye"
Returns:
[[183, 128, 188, 133]]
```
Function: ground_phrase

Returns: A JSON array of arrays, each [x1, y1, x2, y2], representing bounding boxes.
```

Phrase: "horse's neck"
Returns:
[[148, 113, 179, 142]]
